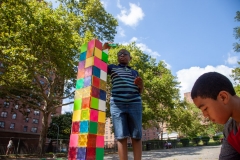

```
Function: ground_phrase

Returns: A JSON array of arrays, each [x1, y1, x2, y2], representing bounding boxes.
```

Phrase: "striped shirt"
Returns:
[[107, 64, 142, 104], [219, 118, 240, 160]]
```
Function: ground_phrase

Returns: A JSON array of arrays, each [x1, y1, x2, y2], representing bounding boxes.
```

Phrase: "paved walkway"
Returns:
[[104, 145, 221, 160]]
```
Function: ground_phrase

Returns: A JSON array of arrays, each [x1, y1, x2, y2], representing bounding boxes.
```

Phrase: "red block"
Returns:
[[71, 121, 80, 134], [92, 76, 100, 88], [91, 86, 100, 98], [86, 147, 96, 160], [87, 134, 97, 147], [68, 147, 77, 159]]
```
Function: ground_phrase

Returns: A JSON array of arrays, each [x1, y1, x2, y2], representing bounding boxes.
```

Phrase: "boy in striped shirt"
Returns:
[[105, 46, 144, 160]]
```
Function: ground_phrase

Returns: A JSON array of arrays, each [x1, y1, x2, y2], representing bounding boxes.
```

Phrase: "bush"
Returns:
[[212, 135, 220, 142], [192, 137, 201, 145], [180, 138, 190, 147], [201, 136, 210, 145]]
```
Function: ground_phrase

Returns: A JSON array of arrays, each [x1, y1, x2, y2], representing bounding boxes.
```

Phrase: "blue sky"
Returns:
[[48, 0, 240, 112]]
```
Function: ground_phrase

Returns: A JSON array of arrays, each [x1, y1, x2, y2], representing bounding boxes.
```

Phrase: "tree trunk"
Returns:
[[38, 112, 50, 156]]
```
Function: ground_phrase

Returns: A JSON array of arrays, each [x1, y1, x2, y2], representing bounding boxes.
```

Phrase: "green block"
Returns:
[[91, 97, 99, 110], [102, 52, 108, 63], [89, 121, 98, 134], [96, 148, 104, 160], [74, 99, 82, 110], [80, 43, 87, 53], [76, 78, 84, 89]]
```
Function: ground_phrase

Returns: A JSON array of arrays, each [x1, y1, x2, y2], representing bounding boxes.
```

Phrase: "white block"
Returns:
[[100, 70, 107, 81], [98, 100, 106, 111]]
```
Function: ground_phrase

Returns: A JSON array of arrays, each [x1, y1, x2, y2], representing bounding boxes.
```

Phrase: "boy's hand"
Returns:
[[134, 77, 144, 94], [102, 42, 112, 50]]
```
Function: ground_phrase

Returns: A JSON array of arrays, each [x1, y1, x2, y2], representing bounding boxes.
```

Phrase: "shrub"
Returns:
[[180, 138, 190, 147], [201, 136, 210, 145], [192, 137, 201, 145], [212, 135, 220, 142]]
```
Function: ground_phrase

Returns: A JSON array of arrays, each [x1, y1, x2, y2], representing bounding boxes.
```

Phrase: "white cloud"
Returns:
[[61, 104, 73, 114], [226, 53, 239, 65], [176, 65, 234, 99], [136, 43, 160, 58], [162, 60, 171, 69], [127, 37, 161, 58], [118, 27, 125, 37], [117, 2, 144, 27], [101, 0, 109, 8]]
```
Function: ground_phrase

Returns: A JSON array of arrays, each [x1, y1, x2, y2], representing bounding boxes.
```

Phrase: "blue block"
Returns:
[[99, 89, 106, 101], [80, 52, 87, 61], [93, 66, 100, 78], [77, 147, 86, 159], [84, 76, 92, 87], [80, 121, 89, 133]]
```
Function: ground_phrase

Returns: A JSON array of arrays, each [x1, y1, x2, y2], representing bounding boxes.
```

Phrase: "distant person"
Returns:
[[191, 72, 240, 159], [103, 43, 144, 160], [6, 138, 13, 155]]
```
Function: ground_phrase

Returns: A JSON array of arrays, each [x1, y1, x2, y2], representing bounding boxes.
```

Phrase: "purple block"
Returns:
[[78, 61, 85, 70], [77, 147, 86, 159], [84, 76, 92, 87]]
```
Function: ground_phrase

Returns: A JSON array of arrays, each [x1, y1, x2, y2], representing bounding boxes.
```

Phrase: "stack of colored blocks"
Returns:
[[68, 39, 108, 160]]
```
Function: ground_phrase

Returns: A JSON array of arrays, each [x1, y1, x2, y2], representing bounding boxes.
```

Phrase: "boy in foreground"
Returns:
[[191, 72, 240, 159], [103, 44, 144, 160]]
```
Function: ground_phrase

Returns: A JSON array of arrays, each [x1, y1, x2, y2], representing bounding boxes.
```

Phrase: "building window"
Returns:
[[31, 127, 37, 133], [12, 113, 17, 119], [25, 118, 29, 122], [15, 105, 19, 109], [1, 111, 7, 117], [23, 126, 28, 132], [33, 119, 39, 124], [4, 101, 10, 107], [10, 123, 15, 129], [34, 110, 40, 116], [0, 121, 5, 128]]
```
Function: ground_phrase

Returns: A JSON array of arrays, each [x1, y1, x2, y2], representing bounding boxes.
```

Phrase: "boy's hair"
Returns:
[[191, 72, 236, 100]]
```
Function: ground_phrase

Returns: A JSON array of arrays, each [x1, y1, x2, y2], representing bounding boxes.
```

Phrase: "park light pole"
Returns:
[[52, 123, 59, 153]]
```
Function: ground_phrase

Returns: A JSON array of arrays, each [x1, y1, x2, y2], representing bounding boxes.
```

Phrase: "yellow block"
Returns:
[[72, 110, 81, 121], [82, 86, 91, 98], [94, 48, 102, 59], [98, 111, 106, 123], [85, 57, 94, 68], [78, 134, 88, 147], [75, 89, 84, 100], [81, 109, 90, 120]]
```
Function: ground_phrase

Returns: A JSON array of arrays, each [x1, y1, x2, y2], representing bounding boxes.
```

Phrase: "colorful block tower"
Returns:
[[68, 39, 108, 160]]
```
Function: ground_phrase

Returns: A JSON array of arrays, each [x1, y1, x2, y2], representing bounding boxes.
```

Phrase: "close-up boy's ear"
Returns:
[[218, 91, 229, 104]]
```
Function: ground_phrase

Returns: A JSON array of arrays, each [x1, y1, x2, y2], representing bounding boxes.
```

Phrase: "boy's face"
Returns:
[[117, 49, 131, 65], [193, 95, 231, 124]]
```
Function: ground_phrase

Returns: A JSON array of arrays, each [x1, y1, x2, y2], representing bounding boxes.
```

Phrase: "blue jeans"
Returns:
[[110, 102, 142, 140]]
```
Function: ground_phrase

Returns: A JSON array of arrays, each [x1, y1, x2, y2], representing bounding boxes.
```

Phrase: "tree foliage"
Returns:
[[47, 112, 72, 139], [0, 0, 117, 155]]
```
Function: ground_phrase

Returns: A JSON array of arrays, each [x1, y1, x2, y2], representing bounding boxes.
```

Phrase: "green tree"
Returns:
[[0, 0, 117, 155], [48, 112, 72, 139]]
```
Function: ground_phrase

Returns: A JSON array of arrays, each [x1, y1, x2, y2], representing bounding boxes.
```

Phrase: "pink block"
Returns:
[[90, 109, 98, 122], [88, 39, 102, 50], [69, 134, 78, 147], [96, 135, 104, 147], [94, 57, 107, 72], [78, 61, 85, 70]]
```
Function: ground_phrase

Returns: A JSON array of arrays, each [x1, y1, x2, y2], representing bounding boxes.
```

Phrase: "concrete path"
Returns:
[[104, 145, 221, 160]]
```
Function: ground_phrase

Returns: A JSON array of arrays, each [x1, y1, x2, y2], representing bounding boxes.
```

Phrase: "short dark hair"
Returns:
[[191, 72, 236, 100]]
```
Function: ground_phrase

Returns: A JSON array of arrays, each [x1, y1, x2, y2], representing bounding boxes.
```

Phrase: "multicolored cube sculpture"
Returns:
[[68, 39, 108, 160]]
